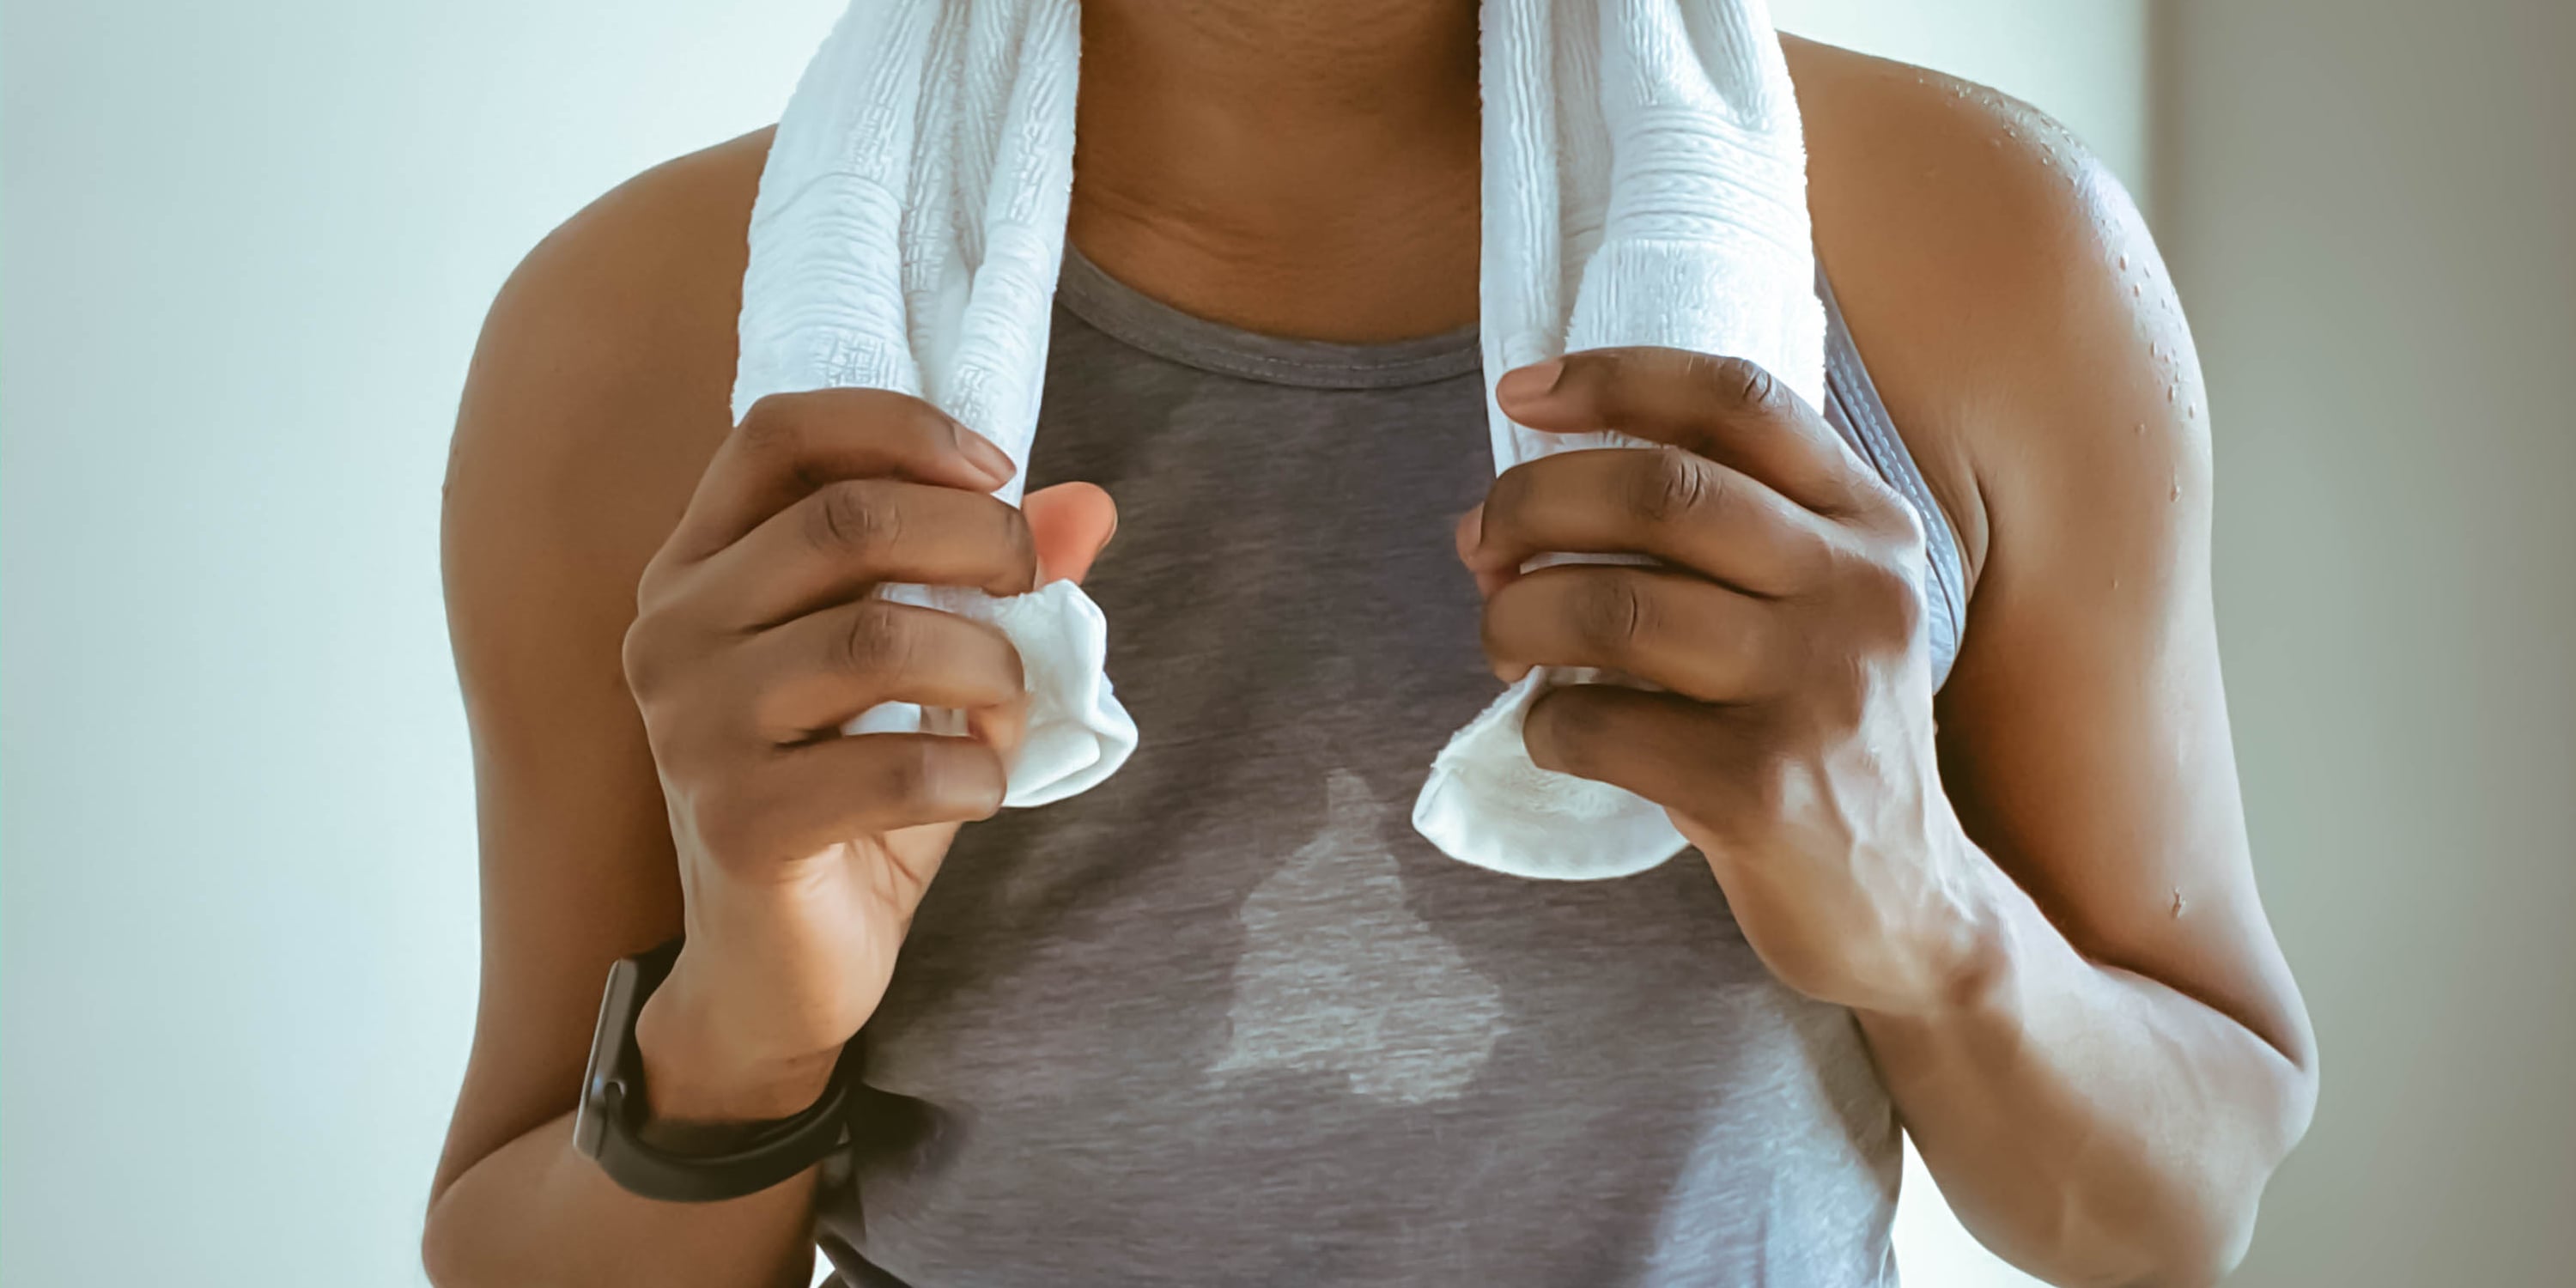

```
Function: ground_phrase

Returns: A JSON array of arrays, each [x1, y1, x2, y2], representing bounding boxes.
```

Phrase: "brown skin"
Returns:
[[425, 9, 2316, 1288]]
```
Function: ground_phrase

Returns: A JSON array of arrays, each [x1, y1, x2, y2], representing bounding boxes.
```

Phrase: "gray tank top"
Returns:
[[817, 245, 1969, 1287]]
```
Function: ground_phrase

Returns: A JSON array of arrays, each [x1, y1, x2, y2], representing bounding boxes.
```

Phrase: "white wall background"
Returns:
[[2159, 3, 2576, 1284], [1, 5, 848, 1285], [2, 4, 2138, 1286], [1773, 0, 2150, 195]]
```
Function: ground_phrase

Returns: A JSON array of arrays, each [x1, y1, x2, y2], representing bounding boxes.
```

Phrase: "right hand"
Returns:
[[617, 388, 1118, 1123]]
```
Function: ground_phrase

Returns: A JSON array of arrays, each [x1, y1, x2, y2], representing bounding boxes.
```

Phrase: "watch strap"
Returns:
[[574, 937, 860, 1202]]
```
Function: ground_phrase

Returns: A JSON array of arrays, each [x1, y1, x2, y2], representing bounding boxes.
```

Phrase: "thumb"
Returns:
[[1021, 481, 1119, 586]]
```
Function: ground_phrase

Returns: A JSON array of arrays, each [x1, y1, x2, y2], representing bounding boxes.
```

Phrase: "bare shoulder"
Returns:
[[440, 127, 775, 702], [1783, 38, 2196, 598], [442, 126, 775, 599]]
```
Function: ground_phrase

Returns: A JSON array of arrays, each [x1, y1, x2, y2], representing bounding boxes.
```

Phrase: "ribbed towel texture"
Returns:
[[733, 0, 1822, 878]]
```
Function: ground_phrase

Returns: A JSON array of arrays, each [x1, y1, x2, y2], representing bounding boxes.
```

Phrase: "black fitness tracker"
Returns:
[[573, 936, 861, 1202]]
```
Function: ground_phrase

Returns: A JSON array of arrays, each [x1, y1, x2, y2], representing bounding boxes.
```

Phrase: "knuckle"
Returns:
[[1675, 348, 1730, 392], [735, 393, 808, 459], [1839, 542, 1927, 647], [1631, 448, 1718, 526], [631, 550, 673, 614], [618, 614, 656, 694], [1571, 571, 1650, 655], [833, 602, 913, 679], [1712, 355, 1783, 411], [619, 606, 679, 701], [874, 738, 987, 815], [1877, 486, 1930, 550], [875, 740, 935, 806], [807, 480, 898, 556], [1886, 574, 1929, 647]]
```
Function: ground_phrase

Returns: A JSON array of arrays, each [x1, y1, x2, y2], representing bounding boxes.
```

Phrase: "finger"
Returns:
[[743, 599, 1028, 742], [1022, 481, 1119, 586], [664, 389, 1018, 565], [963, 689, 1030, 762], [1455, 506, 1511, 598], [1494, 347, 1881, 519], [1521, 683, 1744, 815], [690, 478, 1039, 629], [738, 733, 1012, 853], [1467, 447, 1833, 595], [1479, 563, 1784, 703]]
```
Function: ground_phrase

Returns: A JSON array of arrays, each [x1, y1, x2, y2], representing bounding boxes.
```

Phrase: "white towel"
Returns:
[[733, 0, 1823, 878]]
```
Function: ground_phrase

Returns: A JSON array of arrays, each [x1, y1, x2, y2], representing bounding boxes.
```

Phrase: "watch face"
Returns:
[[573, 955, 644, 1162]]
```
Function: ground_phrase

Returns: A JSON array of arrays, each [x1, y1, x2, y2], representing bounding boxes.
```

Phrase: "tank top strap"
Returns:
[[1815, 264, 1969, 690]]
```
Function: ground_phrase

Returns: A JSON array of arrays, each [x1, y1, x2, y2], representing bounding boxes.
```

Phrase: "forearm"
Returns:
[[1856, 841, 2316, 1288], [422, 1111, 820, 1288]]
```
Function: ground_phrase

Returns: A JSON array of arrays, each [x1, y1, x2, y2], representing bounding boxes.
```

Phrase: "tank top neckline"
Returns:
[[1054, 242, 1484, 391], [1052, 237, 1968, 686]]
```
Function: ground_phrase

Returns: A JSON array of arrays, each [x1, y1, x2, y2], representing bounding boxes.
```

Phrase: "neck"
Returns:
[[1069, 0, 1483, 343]]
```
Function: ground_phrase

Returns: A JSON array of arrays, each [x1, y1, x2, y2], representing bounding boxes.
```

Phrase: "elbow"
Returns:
[[2026, 1037, 2318, 1288], [2061, 1178, 2273, 1288], [2121, 1052, 2321, 1288], [2122, 1203, 2262, 1288], [421, 1188, 472, 1288], [422, 1180, 507, 1288]]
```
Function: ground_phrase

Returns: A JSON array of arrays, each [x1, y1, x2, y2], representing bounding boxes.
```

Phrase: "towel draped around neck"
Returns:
[[733, 0, 1822, 880]]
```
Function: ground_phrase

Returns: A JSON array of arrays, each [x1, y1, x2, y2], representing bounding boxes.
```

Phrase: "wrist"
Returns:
[[632, 963, 842, 1133], [1870, 820, 2026, 1026]]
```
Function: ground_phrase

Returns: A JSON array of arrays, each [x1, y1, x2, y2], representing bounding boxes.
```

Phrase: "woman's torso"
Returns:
[[815, 242, 1966, 1287]]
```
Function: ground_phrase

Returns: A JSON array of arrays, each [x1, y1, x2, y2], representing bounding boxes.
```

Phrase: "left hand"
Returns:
[[1458, 346, 1988, 1018]]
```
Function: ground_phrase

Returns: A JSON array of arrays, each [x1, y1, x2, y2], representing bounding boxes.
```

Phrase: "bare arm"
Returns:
[[422, 143, 824, 1288], [421, 128, 1121, 1286], [1462, 51, 2317, 1288], [1850, 106, 2318, 1285]]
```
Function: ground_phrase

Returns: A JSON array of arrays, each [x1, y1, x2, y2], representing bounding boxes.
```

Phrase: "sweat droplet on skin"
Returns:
[[2171, 890, 2188, 918]]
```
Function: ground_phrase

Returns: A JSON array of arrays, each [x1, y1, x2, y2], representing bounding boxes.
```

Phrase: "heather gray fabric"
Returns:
[[814, 245, 1966, 1287]]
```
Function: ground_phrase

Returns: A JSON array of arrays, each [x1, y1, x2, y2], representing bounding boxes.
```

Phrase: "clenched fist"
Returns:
[[618, 388, 1115, 1124], [1461, 348, 1984, 1021]]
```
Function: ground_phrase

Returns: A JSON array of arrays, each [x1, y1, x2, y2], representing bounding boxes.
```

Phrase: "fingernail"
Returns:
[[1495, 357, 1565, 406], [956, 426, 1017, 483]]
